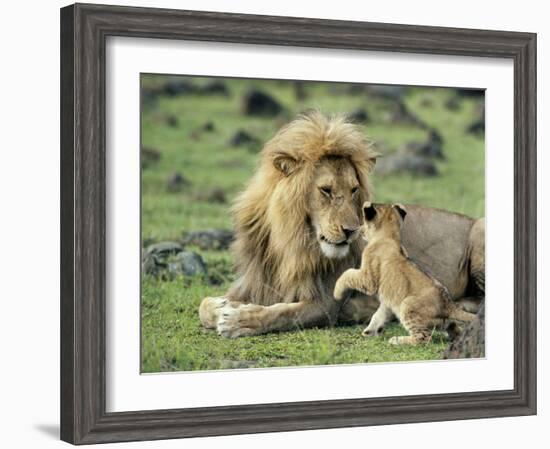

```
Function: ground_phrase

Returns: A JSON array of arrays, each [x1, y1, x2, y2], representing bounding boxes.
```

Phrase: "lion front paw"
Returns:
[[216, 304, 264, 339], [199, 296, 229, 329]]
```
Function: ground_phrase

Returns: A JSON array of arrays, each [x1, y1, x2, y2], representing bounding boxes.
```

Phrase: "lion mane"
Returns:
[[226, 111, 378, 307]]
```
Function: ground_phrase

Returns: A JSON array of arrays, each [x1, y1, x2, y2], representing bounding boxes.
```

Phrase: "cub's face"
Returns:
[[308, 156, 364, 259], [361, 202, 407, 243]]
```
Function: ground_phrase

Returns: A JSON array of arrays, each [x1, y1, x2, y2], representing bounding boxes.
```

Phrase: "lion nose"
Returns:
[[342, 226, 358, 239]]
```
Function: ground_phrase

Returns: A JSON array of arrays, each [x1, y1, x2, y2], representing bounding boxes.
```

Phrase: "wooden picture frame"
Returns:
[[60, 3, 537, 444]]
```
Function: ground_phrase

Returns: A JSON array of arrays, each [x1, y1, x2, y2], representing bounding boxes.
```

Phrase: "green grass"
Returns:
[[140, 75, 484, 373]]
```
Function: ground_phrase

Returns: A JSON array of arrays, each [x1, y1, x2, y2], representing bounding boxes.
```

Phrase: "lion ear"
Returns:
[[393, 203, 407, 221], [273, 153, 299, 176], [363, 202, 377, 221]]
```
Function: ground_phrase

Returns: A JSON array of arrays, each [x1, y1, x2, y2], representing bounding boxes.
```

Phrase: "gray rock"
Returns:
[[403, 129, 445, 160], [168, 251, 207, 277], [294, 81, 307, 101], [142, 241, 184, 276], [144, 241, 183, 258], [404, 141, 444, 159], [384, 99, 427, 129], [195, 187, 227, 204], [444, 96, 461, 111], [467, 120, 485, 135], [375, 154, 439, 177], [242, 89, 283, 117], [444, 304, 485, 359], [142, 241, 208, 279], [183, 229, 234, 250], [201, 121, 215, 132], [348, 108, 370, 124], [365, 85, 405, 100], [166, 172, 191, 193], [228, 129, 261, 151], [141, 146, 161, 169], [467, 104, 485, 136], [455, 88, 484, 98], [163, 79, 197, 96], [200, 80, 229, 96]]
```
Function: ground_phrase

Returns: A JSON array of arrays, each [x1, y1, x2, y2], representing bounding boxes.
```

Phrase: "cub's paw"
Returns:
[[362, 325, 384, 338], [216, 304, 263, 339], [333, 280, 348, 301]]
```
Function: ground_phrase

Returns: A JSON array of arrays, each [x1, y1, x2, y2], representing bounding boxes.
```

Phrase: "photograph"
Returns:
[[140, 74, 486, 373]]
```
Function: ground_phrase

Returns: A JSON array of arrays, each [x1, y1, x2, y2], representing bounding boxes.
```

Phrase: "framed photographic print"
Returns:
[[60, 3, 537, 445]]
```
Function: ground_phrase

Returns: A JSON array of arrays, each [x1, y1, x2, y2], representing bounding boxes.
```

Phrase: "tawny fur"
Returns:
[[334, 203, 476, 345]]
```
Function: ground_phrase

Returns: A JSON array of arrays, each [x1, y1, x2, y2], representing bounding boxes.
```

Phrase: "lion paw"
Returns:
[[216, 304, 263, 339], [199, 296, 229, 329], [389, 336, 416, 345]]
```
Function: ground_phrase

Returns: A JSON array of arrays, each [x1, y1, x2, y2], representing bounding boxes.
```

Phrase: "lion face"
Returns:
[[308, 156, 363, 259]]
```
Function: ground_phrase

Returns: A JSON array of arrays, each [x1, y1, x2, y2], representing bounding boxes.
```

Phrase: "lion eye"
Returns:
[[320, 186, 332, 197], [351, 186, 359, 195]]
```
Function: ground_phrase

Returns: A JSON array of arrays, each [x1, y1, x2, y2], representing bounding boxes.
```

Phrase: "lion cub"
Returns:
[[334, 202, 475, 345]]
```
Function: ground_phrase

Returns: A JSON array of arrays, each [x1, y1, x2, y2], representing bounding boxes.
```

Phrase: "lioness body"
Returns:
[[334, 203, 476, 344], [199, 112, 485, 338]]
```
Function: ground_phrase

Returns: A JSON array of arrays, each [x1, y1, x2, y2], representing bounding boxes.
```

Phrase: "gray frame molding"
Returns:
[[60, 3, 537, 445]]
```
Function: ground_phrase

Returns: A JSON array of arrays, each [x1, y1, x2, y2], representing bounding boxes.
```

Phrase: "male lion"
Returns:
[[199, 112, 484, 338]]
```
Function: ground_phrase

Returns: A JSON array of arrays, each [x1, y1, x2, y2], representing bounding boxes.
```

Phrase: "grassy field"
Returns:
[[141, 75, 484, 373]]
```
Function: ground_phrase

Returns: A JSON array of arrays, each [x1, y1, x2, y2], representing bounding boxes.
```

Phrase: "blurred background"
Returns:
[[140, 74, 485, 372]]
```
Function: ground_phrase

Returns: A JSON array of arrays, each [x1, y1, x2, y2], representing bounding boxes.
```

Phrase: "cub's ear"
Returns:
[[273, 153, 299, 176], [363, 202, 377, 221], [393, 203, 407, 221]]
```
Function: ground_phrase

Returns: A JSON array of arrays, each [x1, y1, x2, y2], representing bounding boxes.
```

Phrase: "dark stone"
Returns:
[[365, 85, 405, 100], [142, 241, 184, 276], [141, 86, 162, 106], [467, 104, 485, 136], [229, 129, 260, 148], [467, 120, 485, 135], [444, 304, 485, 359], [404, 141, 444, 159], [201, 80, 229, 96], [348, 108, 370, 124], [163, 79, 197, 96], [166, 115, 178, 128], [345, 84, 368, 95], [375, 154, 439, 177], [167, 251, 208, 277], [428, 128, 444, 145], [196, 187, 227, 204], [142, 241, 208, 279], [444, 96, 461, 111], [141, 146, 161, 169], [385, 99, 427, 129], [403, 129, 445, 159], [242, 89, 283, 117], [294, 81, 307, 101], [182, 229, 235, 251], [419, 96, 434, 107], [166, 172, 191, 193], [455, 88, 484, 98], [144, 241, 183, 258]]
